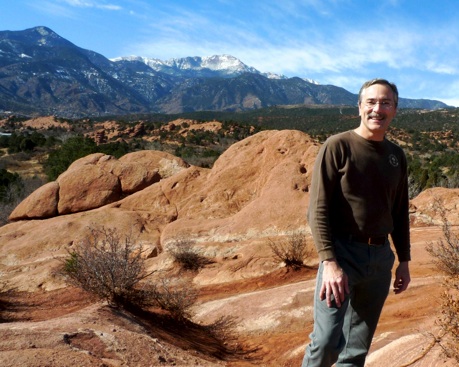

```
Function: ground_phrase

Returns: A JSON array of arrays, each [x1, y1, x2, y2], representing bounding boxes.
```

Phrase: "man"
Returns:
[[302, 78, 411, 367]]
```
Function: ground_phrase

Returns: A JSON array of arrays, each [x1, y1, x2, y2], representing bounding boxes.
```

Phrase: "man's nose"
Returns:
[[372, 103, 383, 112]]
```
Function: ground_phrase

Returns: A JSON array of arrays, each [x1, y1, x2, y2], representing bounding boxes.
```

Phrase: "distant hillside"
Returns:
[[0, 26, 450, 118]]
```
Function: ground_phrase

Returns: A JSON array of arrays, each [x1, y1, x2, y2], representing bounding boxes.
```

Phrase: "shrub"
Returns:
[[426, 202, 459, 275], [63, 226, 153, 308], [62, 226, 201, 321], [437, 276, 459, 362], [426, 200, 459, 362], [168, 238, 212, 271], [269, 232, 312, 270], [147, 276, 198, 321]]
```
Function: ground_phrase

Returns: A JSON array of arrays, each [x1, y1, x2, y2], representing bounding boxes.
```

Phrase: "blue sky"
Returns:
[[3, 0, 459, 106]]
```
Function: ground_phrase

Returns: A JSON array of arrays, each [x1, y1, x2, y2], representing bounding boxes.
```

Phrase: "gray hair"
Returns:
[[358, 78, 399, 107]]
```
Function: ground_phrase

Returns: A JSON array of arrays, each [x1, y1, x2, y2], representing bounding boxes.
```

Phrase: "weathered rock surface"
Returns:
[[3, 130, 317, 289], [410, 187, 459, 225], [8, 181, 59, 219], [9, 150, 189, 220]]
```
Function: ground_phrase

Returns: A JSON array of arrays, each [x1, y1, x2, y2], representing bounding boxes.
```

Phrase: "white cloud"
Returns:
[[35, 0, 122, 18], [60, 0, 122, 10], [30, 0, 77, 18], [425, 62, 457, 75], [129, 3, 441, 78], [104, 0, 459, 104]]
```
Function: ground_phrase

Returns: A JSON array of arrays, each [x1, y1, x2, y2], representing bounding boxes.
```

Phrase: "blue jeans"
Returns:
[[301, 237, 395, 367]]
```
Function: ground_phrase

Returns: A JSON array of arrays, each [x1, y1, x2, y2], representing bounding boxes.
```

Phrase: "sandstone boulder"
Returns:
[[8, 150, 189, 220], [410, 187, 459, 226], [117, 150, 189, 191], [66, 152, 106, 171], [9, 181, 59, 220], [57, 163, 121, 214]]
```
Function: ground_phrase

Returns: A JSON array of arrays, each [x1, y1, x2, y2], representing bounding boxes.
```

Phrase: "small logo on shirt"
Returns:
[[388, 154, 399, 167]]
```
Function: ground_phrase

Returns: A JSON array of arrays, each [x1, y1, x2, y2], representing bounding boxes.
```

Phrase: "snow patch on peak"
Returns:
[[302, 78, 320, 85], [200, 54, 252, 71], [110, 54, 316, 82], [36, 27, 51, 36], [111, 54, 260, 77], [264, 72, 287, 80]]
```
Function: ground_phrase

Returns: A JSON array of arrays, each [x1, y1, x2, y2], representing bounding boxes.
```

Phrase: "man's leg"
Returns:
[[336, 242, 395, 367], [302, 262, 349, 367]]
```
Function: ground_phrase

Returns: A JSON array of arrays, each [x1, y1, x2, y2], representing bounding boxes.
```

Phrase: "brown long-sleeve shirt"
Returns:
[[308, 130, 411, 262]]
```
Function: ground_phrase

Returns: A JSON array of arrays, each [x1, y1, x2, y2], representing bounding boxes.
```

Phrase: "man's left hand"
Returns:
[[393, 261, 410, 294]]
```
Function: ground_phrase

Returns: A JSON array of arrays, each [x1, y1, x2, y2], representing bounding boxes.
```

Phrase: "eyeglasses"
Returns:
[[363, 100, 394, 109]]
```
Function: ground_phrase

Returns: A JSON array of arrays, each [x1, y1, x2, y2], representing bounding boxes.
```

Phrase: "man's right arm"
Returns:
[[308, 140, 349, 307], [308, 142, 337, 261]]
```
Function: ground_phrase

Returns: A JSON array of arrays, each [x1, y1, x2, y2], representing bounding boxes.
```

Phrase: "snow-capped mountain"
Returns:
[[111, 54, 287, 79]]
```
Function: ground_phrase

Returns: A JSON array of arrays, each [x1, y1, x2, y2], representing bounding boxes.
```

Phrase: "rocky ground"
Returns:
[[0, 225, 456, 367]]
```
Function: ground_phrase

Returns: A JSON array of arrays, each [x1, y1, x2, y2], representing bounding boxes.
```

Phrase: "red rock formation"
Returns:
[[7, 181, 59, 219], [3, 130, 316, 287], [9, 151, 189, 220], [410, 187, 459, 225]]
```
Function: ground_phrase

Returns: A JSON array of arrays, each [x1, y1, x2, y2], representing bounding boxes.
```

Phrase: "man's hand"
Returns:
[[320, 258, 350, 308], [393, 261, 410, 294]]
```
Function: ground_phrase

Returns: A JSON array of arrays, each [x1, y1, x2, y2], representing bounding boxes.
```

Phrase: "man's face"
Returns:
[[358, 83, 397, 140]]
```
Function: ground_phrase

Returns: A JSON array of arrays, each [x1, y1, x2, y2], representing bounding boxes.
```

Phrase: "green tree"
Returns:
[[0, 169, 22, 203], [44, 136, 132, 181], [44, 136, 98, 180]]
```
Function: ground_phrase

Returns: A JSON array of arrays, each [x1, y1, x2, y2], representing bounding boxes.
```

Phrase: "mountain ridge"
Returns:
[[0, 26, 450, 118], [110, 54, 283, 79]]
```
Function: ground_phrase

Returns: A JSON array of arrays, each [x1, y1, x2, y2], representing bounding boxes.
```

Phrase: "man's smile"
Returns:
[[368, 114, 386, 123]]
